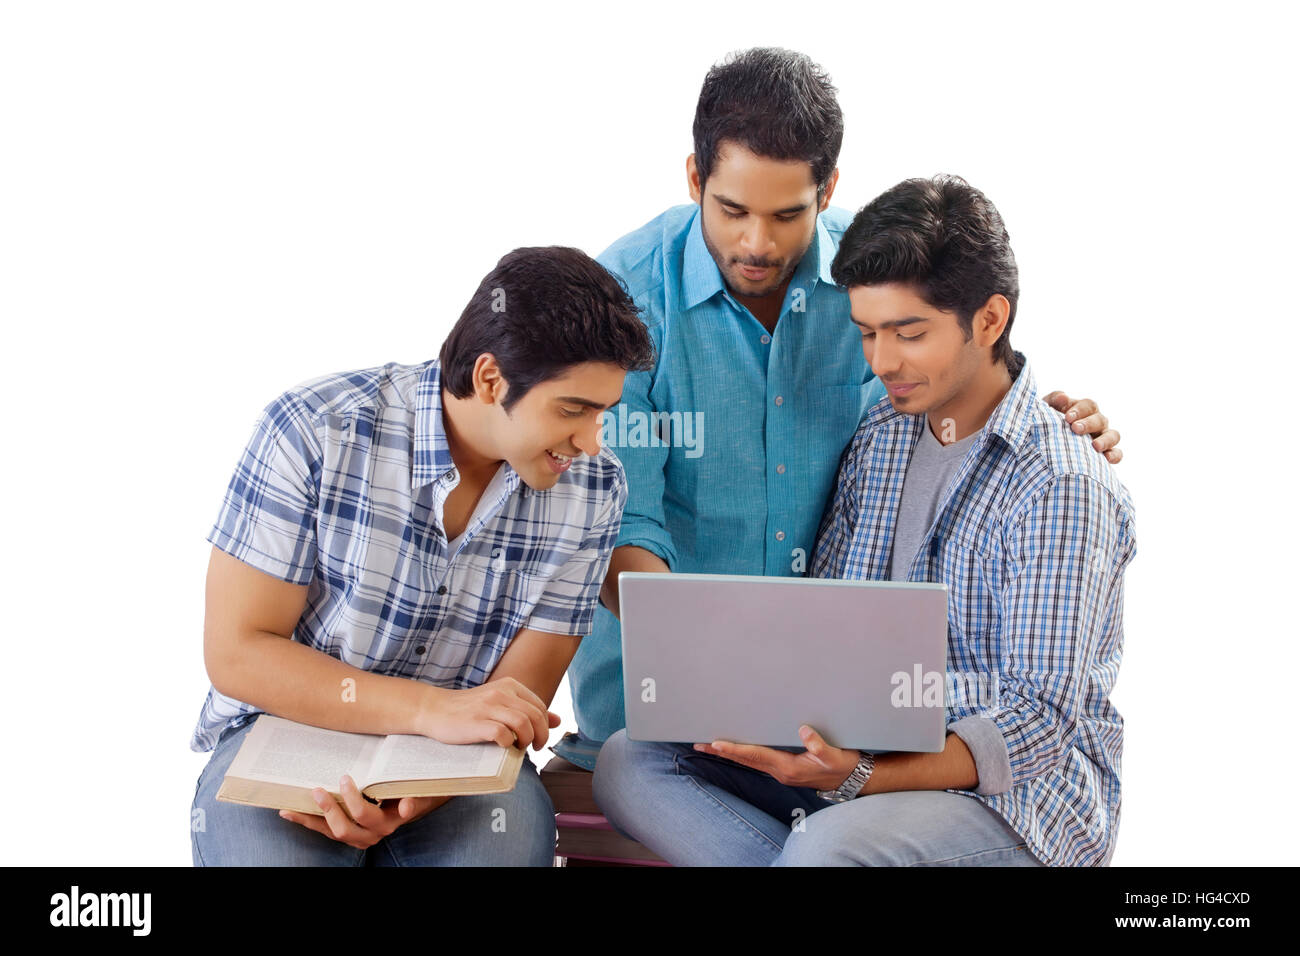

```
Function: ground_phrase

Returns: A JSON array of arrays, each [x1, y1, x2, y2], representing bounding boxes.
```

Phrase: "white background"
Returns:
[[2, 0, 1296, 866]]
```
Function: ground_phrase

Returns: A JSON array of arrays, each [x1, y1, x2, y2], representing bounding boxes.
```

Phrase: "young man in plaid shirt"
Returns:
[[191, 246, 653, 866]]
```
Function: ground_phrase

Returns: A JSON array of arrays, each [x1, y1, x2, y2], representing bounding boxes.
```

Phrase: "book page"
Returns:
[[368, 734, 506, 784], [228, 715, 381, 789]]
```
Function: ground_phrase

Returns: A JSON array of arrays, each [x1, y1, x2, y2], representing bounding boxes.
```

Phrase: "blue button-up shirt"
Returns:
[[812, 359, 1136, 867], [565, 204, 885, 754], [192, 359, 626, 752]]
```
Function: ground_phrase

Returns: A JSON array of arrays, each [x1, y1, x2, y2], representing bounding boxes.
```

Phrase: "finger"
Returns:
[[708, 740, 785, 777], [533, 709, 553, 751], [521, 700, 551, 751], [1064, 398, 1099, 424], [1106, 447, 1124, 465], [1090, 428, 1120, 453], [397, 796, 422, 820], [700, 743, 764, 772], [492, 705, 537, 750], [547, 711, 562, 728], [798, 725, 832, 763], [473, 718, 519, 749], [312, 787, 369, 846], [397, 795, 441, 821], [338, 775, 387, 831], [280, 809, 340, 841], [1042, 391, 1071, 412], [506, 689, 553, 750], [1070, 414, 1108, 438]]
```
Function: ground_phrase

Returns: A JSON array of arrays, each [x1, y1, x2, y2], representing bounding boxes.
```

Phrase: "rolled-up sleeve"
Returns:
[[947, 715, 1013, 795]]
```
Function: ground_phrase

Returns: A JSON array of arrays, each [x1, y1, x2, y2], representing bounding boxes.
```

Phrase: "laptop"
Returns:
[[619, 572, 950, 753]]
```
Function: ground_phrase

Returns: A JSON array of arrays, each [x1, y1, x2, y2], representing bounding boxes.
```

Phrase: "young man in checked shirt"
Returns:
[[595, 175, 1136, 867], [190, 246, 654, 866]]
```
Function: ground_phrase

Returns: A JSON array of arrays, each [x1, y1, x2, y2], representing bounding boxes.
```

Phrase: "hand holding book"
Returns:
[[279, 774, 450, 850], [418, 676, 560, 751]]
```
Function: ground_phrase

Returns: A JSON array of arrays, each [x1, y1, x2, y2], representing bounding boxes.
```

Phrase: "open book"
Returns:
[[216, 715, 525, 816]]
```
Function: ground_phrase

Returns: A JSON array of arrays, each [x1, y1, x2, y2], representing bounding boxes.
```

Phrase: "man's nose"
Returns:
[[868, 335, 900, 376], [573, 416, 602, 457], [740, 218, 774, 259]]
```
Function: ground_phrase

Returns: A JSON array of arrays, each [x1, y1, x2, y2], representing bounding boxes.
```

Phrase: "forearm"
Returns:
[[486, 627, 581, 710], [206, 629, 441, 737], [859, 732, 979, 796], [598, 545, 671, 619]]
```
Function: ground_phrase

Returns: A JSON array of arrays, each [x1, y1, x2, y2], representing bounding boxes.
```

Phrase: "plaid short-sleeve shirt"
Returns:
[[191, 359, 627, 752]]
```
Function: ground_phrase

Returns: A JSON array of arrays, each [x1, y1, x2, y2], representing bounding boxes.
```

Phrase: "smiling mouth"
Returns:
[[545, 449, 575, 472]]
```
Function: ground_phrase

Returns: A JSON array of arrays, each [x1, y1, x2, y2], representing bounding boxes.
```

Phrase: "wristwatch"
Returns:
[[817, 751, 875, 803]]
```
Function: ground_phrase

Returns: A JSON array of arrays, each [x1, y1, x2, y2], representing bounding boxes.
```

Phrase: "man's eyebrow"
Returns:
[[713, 194, 809, 216], [557, 395, 620, 410], [850, 316, 931, 330]]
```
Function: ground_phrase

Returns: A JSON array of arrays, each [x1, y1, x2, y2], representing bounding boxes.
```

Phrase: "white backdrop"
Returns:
[[2, 0, 1295, 866]]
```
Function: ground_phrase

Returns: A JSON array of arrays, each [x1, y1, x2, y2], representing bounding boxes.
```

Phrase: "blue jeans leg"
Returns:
[[593, 729, 825, 866], [192, 715, 556, 867], [369, 755, 556, 867], [775, 790, 1048, 867]]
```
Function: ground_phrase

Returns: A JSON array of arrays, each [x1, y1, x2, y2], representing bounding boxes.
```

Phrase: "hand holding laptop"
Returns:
[[694, 724, 860, 791]]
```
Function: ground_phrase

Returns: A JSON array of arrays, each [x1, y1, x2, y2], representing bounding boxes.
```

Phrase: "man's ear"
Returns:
[[686, 154, 702, 204], [471, 353, 508, 405], [972, 294, 1011, 350], [819, 167, 840, 211]]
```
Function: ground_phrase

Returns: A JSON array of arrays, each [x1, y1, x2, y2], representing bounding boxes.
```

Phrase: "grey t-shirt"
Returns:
[[889, 423, 979, 581]]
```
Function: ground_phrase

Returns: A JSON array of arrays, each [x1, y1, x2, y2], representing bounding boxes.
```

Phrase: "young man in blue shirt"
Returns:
[[594, 175, 1135, 867], [190, 246, 654, 866], [560, 47, 1122, 771]]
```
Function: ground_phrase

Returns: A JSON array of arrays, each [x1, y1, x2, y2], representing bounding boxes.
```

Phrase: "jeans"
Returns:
[[191, 715, 556, 866], [593, 730, 1047, 867]]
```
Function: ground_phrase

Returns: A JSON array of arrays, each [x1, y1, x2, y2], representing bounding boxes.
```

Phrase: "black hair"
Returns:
[[693, 47, 843, 202], [439, 247, 655, 411], [831, 175, 1021, 371]]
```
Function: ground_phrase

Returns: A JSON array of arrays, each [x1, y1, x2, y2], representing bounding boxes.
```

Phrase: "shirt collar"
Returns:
[[680, 206, 838, 311], [981, 354, 1037, 452], [413, 360, 456, 490], [863, 351, 1036, 449], [412, 359, 528, 498], [808, 210, 838, 288], [681, 208, 725, 310]]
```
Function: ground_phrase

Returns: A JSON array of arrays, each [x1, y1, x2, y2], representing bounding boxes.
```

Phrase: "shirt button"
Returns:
[[760, 334, 771, 345], [775, 530, 786, 541], [414, 646, 426, 655], [774, 395, 783, 406], [776, 463, 786, 475], [437, 585, 448, 595]]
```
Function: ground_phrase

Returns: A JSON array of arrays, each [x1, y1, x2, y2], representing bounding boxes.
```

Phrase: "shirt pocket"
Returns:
[[933, 535, 998, 661], [446, 543, 515, 611]]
